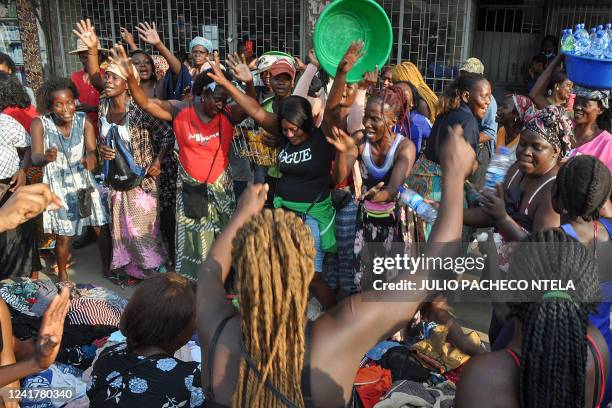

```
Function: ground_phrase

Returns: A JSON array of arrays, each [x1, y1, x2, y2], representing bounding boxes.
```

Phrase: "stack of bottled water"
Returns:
[[561, 22, 612, 59]]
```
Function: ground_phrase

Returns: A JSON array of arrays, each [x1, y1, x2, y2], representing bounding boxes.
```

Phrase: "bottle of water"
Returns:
[[399, 187, 437, 224], [484, 147, 514, 191], [590, 31, 607, 58], [589, 27, 597, 42], [574, 24, 591, 55], [605, 36, 612, 60], [561, 29, 575, 53]]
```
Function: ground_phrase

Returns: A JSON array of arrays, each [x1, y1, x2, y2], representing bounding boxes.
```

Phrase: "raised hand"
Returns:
[[120, 27, 136, 47], [108, 44, 134, 80], [205, 51, 232, 88], [236, 183, 269, 220], [294, 57, 307, 72], [72, 19, 99, 50], [359, 65, 379, 90], [338, 40, 365, 74], [326, 126, 356, 153], [308, 48, 320, 69], [226, 53, 253, 83], [33, 287, 71, 371], [136, 21, 161, 46]]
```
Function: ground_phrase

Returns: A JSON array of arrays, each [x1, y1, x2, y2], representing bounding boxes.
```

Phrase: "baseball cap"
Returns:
[[459, 57, 485, 75], [269, 59, 296, 80]]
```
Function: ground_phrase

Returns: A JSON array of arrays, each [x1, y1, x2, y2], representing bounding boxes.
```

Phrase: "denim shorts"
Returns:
[[304, 215, 324, 273]]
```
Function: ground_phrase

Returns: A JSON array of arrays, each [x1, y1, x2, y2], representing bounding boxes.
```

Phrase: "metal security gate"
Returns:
[[378, 0, 473, 94], [544, 1, 612, 42], [46, 0, 304, 77], [472, 1, 544, 92]]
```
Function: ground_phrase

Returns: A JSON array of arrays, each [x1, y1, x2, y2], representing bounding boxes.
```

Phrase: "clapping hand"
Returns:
[[33, 287, 71, 371], [326, 126, 356, 153]]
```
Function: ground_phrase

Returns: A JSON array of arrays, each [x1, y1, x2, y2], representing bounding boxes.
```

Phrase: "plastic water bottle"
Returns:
[[590, 31, 607, 58], [399, 187, 437, 224], [484, 147, 514, 191], [574, 24, 590, 55], [605, 36, 612, 60], [561, 29, 575, 53], [589, 27, 597, 42]]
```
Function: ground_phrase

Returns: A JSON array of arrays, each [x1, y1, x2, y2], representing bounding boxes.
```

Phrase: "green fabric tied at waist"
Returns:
[[267, 165, 282, 178], [273, 195, 337, 253]]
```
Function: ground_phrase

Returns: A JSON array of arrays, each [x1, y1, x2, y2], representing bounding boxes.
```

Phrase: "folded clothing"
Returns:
[[67, 298, 122, 326]]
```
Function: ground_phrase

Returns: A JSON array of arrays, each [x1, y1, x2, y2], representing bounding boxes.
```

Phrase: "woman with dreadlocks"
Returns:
[[391, 61, 438, 123], [455, 228, 609, 408], [197, 124, 476, 407], [553, 155, 612, 405], [567, 86, 612, 172]]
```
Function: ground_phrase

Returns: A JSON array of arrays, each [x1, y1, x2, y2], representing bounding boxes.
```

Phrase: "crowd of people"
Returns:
[[0, 14, 611, 408]]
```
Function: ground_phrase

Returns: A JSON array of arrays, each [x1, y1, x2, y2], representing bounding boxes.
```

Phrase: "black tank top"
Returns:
[[205, 315, 314, 408]]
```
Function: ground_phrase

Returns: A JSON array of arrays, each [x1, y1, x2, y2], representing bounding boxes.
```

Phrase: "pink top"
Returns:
[[569, 130, 612, 172]]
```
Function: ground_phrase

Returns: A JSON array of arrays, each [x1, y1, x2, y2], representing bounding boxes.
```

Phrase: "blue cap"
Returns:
[[189, 36, 213, 53]]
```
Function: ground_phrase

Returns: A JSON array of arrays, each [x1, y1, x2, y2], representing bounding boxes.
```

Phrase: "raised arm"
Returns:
[[326, 126, 359, 185], [72, 19, 105, 92], [293, 49, 320, 98], [529, 53, 564, 109], [136, 22, 183, 77], [196, 185, 268, 333], [312, 126, 475, 398], [120, 27, 139, 51], [224, 53, 258, 124], [108, 44, 175, 122], [207, 54, 280, 135], [0, 288, 70, 388], [346, 68, 378, 135]]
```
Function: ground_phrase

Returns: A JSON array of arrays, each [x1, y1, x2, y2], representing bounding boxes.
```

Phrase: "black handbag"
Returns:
[[104, 125, 146, 191], [331, 188, 352, 210]]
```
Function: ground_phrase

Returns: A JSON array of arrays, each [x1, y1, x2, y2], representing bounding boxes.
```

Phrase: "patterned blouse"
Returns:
[[87, 343, 204, 407]]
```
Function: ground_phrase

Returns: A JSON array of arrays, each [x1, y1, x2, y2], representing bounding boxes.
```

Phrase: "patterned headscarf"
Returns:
[[510, 94, 535, 123], [523, 105, 574, 156], [151, 55, 169, 79], [573, 85, 610, 109]]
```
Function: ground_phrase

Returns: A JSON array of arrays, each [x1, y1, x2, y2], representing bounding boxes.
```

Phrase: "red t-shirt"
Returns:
[[173, 103, 234, 183], [71, 70, 102, 128], [3, 104, 38, 133]]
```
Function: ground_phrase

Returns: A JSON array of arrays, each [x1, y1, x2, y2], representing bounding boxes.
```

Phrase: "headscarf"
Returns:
[[523, 105, 574, 156], [106, 63, 140, 84], [510, 94, 535, 123], [189, 36, 213, 53], [152, 55, 169, 79], [392, 62, 438, 123], [573, 85, 610, 109]]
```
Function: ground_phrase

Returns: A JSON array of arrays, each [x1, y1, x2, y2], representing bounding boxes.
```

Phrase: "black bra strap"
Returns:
[[301, 321, 313, 407], [207, 315, 234, 401]]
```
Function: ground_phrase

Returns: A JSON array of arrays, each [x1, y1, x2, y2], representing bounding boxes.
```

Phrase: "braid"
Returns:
[[374, 85, 410, 137], [554, 155, 612, 221], [391, 62, 439, 122], [509, 229, 599, 408], [232, 209, 315, 408]]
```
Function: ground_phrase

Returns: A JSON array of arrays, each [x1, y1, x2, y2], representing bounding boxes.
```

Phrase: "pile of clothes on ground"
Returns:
[[351, 320, 483, 408]]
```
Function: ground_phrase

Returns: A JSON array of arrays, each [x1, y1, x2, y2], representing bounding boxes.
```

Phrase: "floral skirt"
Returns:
[[108, 184, 167, 278], [175, 165, 235, 279]]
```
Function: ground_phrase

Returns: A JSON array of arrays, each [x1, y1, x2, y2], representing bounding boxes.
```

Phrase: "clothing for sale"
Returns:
[[373, 380, 456, 408], [20, 362, 87, 408], [68, 298, 122, 327]]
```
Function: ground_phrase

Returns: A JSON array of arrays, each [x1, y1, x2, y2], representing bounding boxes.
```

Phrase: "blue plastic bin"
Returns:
[[564, 52, 612, 90]]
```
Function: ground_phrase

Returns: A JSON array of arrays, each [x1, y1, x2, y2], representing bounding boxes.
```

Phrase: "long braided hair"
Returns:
[[231, 209, 315, 407], [508, 229, 600, 408], [554, 155, 612, 221], [368, 85, 410, 140], [391, 61, 438, 122]]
